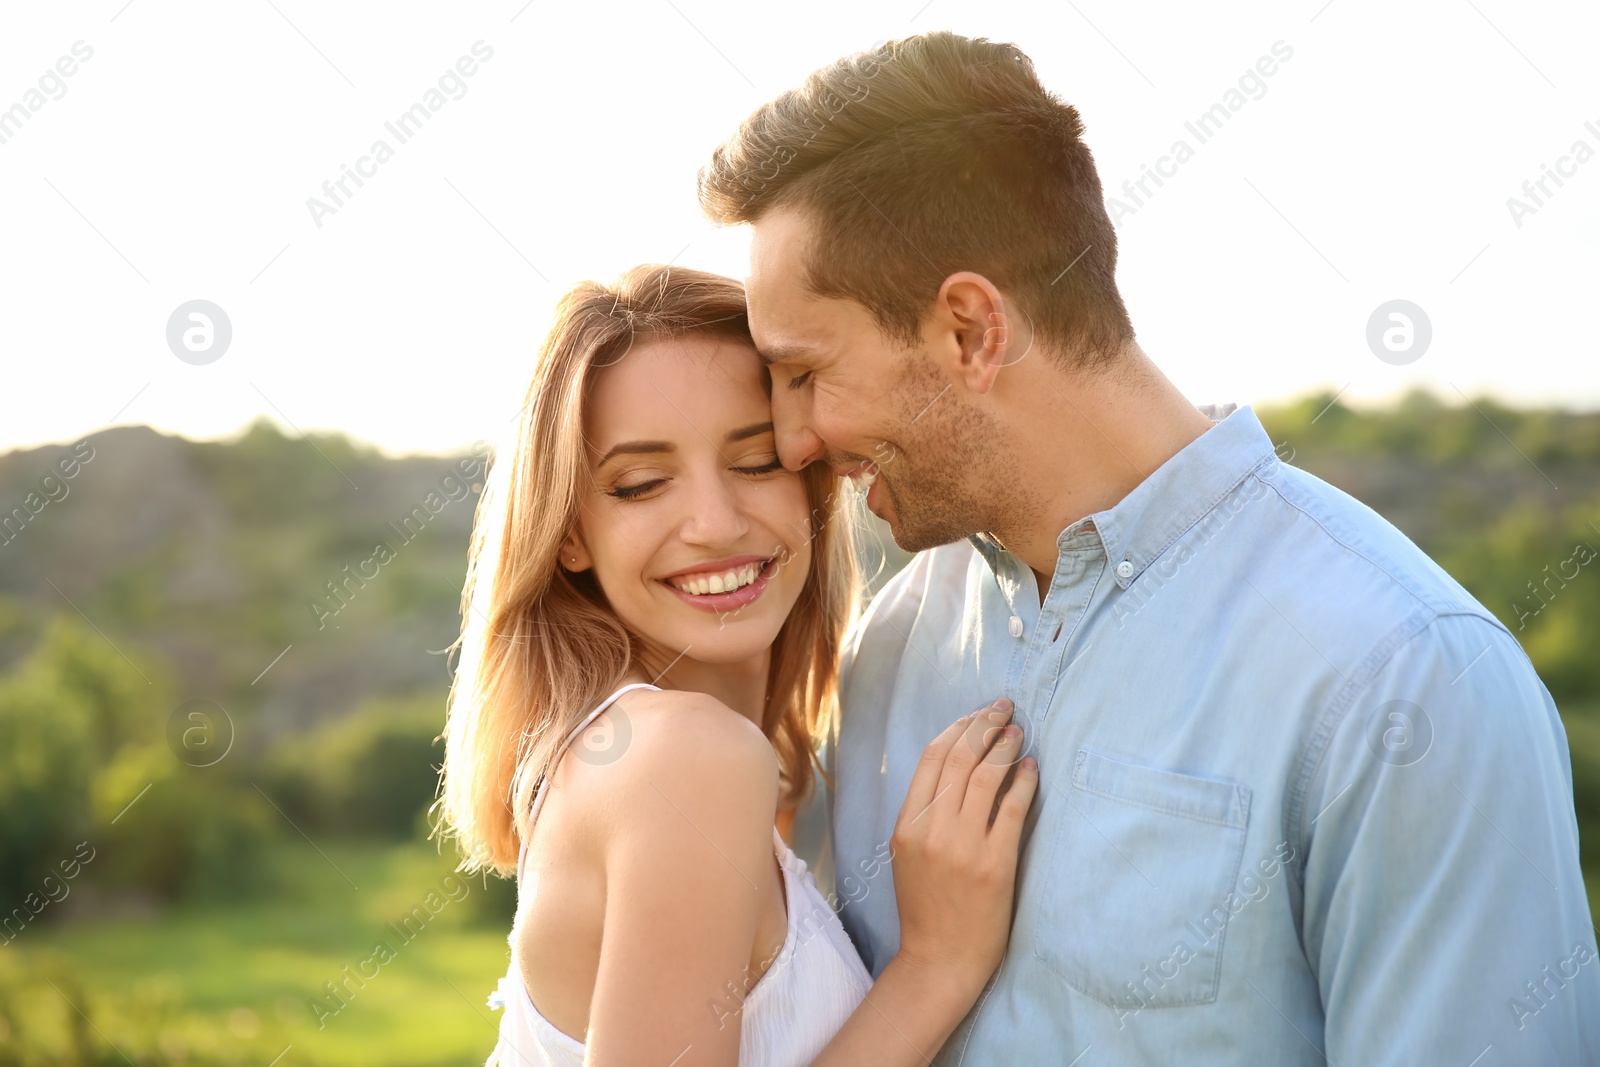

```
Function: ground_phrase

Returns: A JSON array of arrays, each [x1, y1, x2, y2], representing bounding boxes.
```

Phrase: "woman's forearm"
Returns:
[[811, 955, 986, 1066]]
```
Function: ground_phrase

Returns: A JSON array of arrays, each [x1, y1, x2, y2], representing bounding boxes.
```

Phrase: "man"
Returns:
[[699, 30, 1598, 1066]]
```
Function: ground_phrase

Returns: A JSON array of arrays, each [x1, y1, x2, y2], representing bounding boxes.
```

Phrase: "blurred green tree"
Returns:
[[0, 615, 165, 908], [265, 691, 446, 840]]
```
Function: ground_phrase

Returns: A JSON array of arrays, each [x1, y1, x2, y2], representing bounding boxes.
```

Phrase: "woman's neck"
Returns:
[[633, 644, 772, 729]]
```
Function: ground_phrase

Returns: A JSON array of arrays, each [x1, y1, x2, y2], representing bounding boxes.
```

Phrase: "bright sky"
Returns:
[[2, 0, 1596, 459]]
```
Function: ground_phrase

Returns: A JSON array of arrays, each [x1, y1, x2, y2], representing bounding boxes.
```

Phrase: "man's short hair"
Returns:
[[698, 31, 1134, 366]]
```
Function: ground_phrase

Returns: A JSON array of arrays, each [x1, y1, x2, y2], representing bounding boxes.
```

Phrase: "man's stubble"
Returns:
[[876, 358, 1044, 555]]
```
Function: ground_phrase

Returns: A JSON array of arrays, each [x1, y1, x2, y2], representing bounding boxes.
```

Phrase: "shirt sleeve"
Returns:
[[1298, 611, 1599, 1065]]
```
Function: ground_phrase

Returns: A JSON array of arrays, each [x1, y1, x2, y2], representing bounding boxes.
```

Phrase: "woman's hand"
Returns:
[[811, 699, 1038, 1066], [889, 697, 1038, 999]]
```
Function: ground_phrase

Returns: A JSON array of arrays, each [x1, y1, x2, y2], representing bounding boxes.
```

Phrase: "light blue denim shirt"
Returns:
[[812, 405, 1598, 1065]]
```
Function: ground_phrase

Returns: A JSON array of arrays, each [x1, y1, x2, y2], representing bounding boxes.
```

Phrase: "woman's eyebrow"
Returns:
[[596, 440, 673, 466], [596, 424, 770, 466]]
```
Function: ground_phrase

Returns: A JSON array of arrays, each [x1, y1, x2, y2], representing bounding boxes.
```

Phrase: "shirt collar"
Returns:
[[967, 404, 1278, 592]]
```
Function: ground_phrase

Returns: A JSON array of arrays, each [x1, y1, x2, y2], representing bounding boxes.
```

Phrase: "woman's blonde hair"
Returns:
[[435, 264, 859, 876]]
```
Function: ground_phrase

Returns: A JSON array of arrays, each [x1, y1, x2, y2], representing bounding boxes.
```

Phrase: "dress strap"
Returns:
[[516, 682, 661, 883]]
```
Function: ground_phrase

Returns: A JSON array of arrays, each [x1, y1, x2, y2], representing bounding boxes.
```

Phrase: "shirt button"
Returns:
[[1008, 616, 1024, 638], [1116, 560, 1134, 579]]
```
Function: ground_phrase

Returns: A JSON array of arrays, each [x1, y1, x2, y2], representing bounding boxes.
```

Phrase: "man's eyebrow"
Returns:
[[727, 422, 774, 443], [596, 440, 673, 466], [756, 342, 813, 367]]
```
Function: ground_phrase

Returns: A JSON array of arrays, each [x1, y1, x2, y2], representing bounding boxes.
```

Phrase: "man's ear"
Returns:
[[559, 530, 592, 572], [932, 272, 1021, 396]]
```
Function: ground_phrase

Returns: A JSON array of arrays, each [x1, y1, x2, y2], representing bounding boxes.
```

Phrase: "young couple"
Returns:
[[439, 31, 1598, 1067]]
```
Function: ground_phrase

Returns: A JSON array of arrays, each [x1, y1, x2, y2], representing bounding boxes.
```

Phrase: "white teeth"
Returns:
[[669, 561, 765, 596], [851, 463, 879, 492]]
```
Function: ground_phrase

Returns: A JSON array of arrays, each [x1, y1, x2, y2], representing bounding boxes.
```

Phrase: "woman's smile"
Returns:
[[659, 555, 779, 612]]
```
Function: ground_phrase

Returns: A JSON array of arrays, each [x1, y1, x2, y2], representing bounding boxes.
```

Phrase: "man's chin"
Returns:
[[872, 497, 925, 553], [874, 494, 974, 554], [868, 480, 960, 552]]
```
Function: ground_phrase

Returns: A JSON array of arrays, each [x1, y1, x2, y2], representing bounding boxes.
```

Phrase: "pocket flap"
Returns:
[[1073, 749, 1250, 830]]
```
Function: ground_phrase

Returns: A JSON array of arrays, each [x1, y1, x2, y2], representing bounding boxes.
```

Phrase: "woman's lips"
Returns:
[[660, 557, 778, 613]]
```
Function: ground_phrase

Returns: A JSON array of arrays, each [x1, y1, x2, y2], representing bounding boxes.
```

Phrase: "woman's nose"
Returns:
[[681, 474, 751, 547]]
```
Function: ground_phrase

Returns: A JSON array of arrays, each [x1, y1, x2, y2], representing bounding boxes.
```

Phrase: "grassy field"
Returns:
[[6, 704, 1597, 1066], [2, 838, 516, 1066]]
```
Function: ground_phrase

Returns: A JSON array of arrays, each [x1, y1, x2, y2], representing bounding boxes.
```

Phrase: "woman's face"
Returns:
[[567, 333, 813, 669]]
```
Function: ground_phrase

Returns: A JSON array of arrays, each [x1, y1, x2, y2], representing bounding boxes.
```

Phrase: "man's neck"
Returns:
[[986, 344, 1217, 601]]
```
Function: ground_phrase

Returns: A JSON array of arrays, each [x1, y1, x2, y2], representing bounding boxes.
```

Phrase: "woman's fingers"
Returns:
[[930, 700, 1013, 819], [988, 756, 1040, 853], [961, 721, 1025, 828], [902, 706, 984, 815]]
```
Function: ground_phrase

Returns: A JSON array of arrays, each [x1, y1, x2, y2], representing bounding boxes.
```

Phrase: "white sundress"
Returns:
[[485, 682, 873, 1066]]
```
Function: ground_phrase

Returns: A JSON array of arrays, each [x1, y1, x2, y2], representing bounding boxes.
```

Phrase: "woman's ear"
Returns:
[[559, 531, 592, 572]]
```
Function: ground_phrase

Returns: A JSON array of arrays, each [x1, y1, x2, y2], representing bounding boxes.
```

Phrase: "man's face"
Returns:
[[745, 205, 1005, 551]]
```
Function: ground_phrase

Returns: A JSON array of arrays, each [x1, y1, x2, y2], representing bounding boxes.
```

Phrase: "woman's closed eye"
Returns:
[[734, 456, 785, 476], [604, 455, 782, 500], [787, 370, 812, 390], [606, 477, 665, 501]]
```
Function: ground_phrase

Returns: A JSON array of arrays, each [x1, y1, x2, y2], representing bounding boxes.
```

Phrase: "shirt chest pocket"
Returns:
[[1034, 749, 1251, 1010]]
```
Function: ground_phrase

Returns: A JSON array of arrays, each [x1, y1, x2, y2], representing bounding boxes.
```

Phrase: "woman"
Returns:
[[436, 264, 1037, 1066]]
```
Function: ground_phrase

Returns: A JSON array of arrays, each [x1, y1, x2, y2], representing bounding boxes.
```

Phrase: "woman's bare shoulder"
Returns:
[[566, 688, 779, 843], [622, 688, 774, 758]]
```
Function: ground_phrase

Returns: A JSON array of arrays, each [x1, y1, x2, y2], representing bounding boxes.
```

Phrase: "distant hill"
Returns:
[[0, 418, 488, 745], [2, 390, 1598, 749]]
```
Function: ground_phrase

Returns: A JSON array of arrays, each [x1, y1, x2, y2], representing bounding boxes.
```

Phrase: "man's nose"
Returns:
[[773, 392, 825, 471]]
